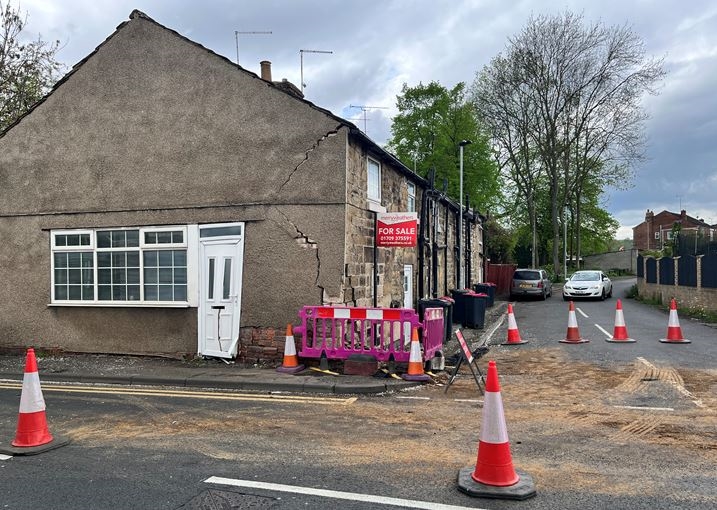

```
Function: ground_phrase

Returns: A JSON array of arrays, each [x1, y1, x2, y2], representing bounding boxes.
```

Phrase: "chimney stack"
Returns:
[[680, 209, 686, 219], [260, 60, 272, 82]]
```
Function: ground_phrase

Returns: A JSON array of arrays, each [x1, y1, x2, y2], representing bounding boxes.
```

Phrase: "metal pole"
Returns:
[[458, 140, 471, 288], [563, 208, 568, 278]]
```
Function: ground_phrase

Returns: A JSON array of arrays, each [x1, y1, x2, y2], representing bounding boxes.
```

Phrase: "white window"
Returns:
[[407, 182, 416, 212], [367, 157, 381, 202], [654, 231, 660, 240], [51, 226, 189, 305]]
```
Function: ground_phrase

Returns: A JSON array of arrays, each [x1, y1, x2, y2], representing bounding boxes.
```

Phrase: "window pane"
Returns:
[[144, 232, 157, 244], [156, 232, 172, 244], [174, 250, 187, 266], [55, 269, 67, 284], [208, 258, 215, 299], [112, 252, 126, 267], [81, 253, 94, 267], [171, 231, 184, 243], [127, 268, 140, 284], [144, 251, 158, 267], [68, 252, 81, 267], [55, 285, 67, 300], [158, 251, 172, 266], [174, 267, 187, 284], [80, 234, 90, 246], [97, 231, 111, 248], [82, 285, 94, 300], [113, 269, 126, 284], [69, 286, 82, 300], [127, 285, 140, 301], [174, 285, 187, 301], [82, 269, 93, 283], [97, 252, 111, 267], [67, 234, 80, 246], [127, 252, 139, 267], [200, 226, 242, 238], [126, 230, 139, 247], [98, 285, 111, 300], [68, 269, 82, 284], [145, 286, 158, 301], [144, 268, 157, 284], [158, 285, 173, 300], [159, 268, 172, 284], [112, 286, 126, 300], [98, 269, 111, 284], [55, 235, 67, 247], [54, 252, 68, 267], [111, 231, 125, 248], [223, 259, 232, 299]]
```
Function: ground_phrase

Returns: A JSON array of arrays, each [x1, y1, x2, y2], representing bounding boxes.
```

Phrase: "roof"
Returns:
[[634, 209, 713, 229], [0, 9, 480, 220]]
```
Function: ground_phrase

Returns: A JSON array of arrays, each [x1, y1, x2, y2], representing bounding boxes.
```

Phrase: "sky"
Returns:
[[14, 0, 717, 238]]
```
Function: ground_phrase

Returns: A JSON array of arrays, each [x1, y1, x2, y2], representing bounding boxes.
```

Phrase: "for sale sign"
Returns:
[[376, 212, 418, 247]]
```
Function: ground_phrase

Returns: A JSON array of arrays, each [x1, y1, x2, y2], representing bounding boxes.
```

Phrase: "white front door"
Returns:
[[403, 264, 413, 309], [198, 223, 244, 358]]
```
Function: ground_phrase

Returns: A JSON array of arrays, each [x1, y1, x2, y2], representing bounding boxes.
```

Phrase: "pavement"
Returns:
[[0, 301, 508, 395]]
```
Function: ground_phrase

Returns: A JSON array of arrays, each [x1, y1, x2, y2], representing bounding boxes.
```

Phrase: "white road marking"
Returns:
[[485, 311, 506, 345], [205, 477, 491, 510], [595, 324, 612, 338], [0, 382, 356, 406], [453, 399, 483, 404], [0, 454, 12, 460], [396, 396, 430, 400], [576, 307, 589, 318], [613, 405, 675, 412]]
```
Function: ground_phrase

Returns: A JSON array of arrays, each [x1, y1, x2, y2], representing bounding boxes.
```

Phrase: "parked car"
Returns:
[[510, 268, 552, 300], [562, 270, 613, 301]]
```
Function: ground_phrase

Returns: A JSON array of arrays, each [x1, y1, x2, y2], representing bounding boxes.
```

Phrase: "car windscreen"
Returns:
[[571, 272, 600, 281], [514, 270, 541, 280]]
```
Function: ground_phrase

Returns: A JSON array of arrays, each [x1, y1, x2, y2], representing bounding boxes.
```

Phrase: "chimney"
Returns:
[[260, 60, 272, 82], [645, 209, 653, 222], [680, 209, 686, 219]]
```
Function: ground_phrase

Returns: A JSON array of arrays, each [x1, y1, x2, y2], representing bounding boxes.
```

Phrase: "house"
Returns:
[[0, 11, 484, 362], [632, 209, 713, 251]]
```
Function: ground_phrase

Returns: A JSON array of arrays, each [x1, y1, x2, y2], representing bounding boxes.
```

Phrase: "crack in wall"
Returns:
[[275, 209, 322, 290], [279, 126, 341, 192]]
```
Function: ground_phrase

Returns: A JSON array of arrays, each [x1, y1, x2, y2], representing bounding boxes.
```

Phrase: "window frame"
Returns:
[[367, 157, 381, 202], [50, 226, 191, 307], [406, 181, 416, 212]]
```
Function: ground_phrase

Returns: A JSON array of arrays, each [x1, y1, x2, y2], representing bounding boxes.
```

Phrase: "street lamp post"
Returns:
[[458, 140, 472, 289]]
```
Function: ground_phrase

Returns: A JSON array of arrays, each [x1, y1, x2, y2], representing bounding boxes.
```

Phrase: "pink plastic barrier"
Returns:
[[294, 306, 444, 363]]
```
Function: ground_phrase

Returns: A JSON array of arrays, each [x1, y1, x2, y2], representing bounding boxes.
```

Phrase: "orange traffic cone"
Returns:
[[560, 301, 589, 343], [458, 360, 536, 500], [660, 299, 691, 344], [402, 327, 431, 382], [502, 304, 527, 345], [13, 348, 53, 447], [607, 299, 636, 343], [276, 325, 305, 373]]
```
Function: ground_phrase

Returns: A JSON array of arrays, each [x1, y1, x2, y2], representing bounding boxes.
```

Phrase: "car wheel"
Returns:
[[600, 289, 606, 301], [608, 287, 613, 298], [541, 289, 547, 300], [563, 295, 568, 301]]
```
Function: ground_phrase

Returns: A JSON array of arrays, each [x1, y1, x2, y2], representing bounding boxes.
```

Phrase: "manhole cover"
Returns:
[[180, 489, 278, 509]]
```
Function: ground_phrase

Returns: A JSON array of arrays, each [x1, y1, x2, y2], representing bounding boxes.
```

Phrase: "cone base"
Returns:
[[659, 338, 691, 344], [458, 466, 536, 500], [502, 340, 528, 345], [401, 373, 431, 382], [606, 337, 636, 343], [559, 338, 589, 344], [276, 364, 305, 374], [0, 434, 70, 456]]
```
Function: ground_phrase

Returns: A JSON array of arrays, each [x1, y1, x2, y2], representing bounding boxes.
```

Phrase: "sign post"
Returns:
[[444, 329, 485, 395]]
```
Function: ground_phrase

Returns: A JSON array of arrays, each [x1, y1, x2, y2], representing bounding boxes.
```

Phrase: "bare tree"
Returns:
[[0, 1, 62, 131], [473, 12, 664, 275]]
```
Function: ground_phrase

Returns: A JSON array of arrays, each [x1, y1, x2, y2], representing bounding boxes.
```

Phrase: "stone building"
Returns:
[[0, 11, 484, 362]]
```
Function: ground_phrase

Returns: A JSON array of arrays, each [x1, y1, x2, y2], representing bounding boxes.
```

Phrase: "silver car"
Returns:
[[510, 269, 552, 300], [563, 271, 613, 301]]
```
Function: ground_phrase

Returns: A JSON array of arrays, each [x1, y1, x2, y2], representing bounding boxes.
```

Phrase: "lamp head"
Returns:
[[459, 140, 472, 147]]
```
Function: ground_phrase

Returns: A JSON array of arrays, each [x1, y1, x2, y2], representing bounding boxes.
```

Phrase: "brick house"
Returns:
[[0, 11, 484, 361], [633, 209, 713, 251]]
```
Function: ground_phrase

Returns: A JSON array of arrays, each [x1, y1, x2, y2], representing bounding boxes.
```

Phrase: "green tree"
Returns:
[[0, 1, 62, 131], [386, 81, 501, 212]]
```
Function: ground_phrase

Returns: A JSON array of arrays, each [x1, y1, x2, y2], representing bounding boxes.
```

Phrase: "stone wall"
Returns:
[[636, 255, 717, 312], [583, 249, 638, 273]]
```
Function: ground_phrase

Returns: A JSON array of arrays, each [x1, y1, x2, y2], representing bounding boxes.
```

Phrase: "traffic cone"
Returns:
[[607, 299, 636, 343], [502, 304, 527, 345], [660, 299, 691, 344], [458, 360, 536, 500], [12, 348, 53, 448], [402, 327, 431, 382], [276, 325, 305, 373], [560, 301, 589, 343]]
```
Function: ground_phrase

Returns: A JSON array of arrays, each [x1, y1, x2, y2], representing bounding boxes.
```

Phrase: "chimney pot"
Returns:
[[260, 60, 272, 82]]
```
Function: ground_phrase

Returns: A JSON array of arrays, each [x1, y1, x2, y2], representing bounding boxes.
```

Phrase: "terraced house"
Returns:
[[0, 11, 484, 362]]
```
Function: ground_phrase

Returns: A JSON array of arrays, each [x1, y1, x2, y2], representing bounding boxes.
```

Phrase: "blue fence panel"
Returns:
[[677, 256, 697, 287], [636, 254, 644, 278], [645, 257, 657, 284], [659, 257, 675, 285], [702, 254, 717, 289]]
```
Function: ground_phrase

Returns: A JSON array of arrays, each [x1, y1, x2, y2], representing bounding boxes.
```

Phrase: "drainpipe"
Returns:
[[465, 195, 472, 289], [418, 183, 428, 300], [373, 211, 378, 307]]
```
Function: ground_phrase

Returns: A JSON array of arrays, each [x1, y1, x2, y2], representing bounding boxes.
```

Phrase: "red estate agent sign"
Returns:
[[376, 212, 418, 247]]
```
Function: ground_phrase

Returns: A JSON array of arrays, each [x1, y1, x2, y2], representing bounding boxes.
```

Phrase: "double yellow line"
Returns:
[[0, 381, 357, 406]]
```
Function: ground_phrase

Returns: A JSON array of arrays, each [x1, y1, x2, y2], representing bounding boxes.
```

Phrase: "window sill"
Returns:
[[48, 302, 192, 308], [367, 200, 386, 213]]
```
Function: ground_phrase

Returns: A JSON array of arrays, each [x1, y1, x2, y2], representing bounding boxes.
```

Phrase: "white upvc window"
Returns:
[[654, 231, 660, 240], [51, 226, 189, 306], [367, 157, 381, 202], [407, 181, 416, 212]]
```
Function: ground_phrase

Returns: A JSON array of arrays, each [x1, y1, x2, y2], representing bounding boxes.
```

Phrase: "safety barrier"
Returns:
[[294, 306, 444, 363]]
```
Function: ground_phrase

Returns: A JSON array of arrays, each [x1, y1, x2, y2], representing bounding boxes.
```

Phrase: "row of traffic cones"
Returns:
[[503, 298, 691, 345]]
